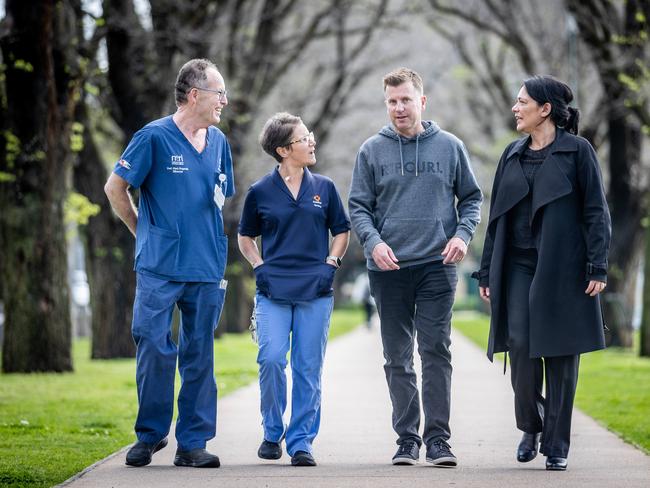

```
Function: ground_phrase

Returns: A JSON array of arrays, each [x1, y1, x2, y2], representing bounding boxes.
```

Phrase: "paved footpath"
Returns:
[[62, 314, 650, 488]]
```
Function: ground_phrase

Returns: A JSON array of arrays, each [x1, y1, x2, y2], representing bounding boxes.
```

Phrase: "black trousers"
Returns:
[[369, 261, 457, 448], [505, 247, 580, 458]]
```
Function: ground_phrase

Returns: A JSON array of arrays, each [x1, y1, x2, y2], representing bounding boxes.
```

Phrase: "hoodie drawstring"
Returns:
[[398, 134, 420, 177], [398, 136, 405, 176], [389, 122, 434, 177], [415, 134, 420, 177]]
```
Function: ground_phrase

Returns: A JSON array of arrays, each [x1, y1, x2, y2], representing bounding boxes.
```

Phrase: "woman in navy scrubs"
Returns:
[[238, 112, 350, 466]]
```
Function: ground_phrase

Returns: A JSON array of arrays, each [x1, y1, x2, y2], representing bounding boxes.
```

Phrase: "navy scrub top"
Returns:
[[238, 167, 350, 303], [113, 115, 235, 282]]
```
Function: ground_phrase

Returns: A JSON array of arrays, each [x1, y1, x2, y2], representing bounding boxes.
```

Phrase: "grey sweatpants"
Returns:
[[369, 261, 457, 448]]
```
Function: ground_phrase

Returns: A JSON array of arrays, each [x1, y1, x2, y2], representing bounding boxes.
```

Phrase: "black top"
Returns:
[[507, 144, 551, 249]]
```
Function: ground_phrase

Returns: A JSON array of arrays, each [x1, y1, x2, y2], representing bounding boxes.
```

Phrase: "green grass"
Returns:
[[452, 311, 650, 453], [0, 307, 363, 488]]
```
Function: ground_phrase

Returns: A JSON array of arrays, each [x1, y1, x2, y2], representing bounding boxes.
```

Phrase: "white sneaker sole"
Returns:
[[392, 456, 418, 465], [426, 456, 457, 467]]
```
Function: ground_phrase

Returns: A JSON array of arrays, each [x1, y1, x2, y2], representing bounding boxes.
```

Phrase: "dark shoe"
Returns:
[[546, 456, 568, 471], [392, 440, 419, 465], [174, 448, 220, 468], [291, 450, 316, 466], [426, 439, 457, 467], [517, 432, 541, 463], [258, 439, 283, 460], [125, 437, 168, 467]]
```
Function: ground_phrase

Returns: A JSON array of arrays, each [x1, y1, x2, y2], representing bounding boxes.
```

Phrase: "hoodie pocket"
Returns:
[[380, 217, 448, 261]]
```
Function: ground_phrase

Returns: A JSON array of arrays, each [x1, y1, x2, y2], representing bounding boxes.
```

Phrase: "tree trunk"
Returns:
[[73, 103, 136, 358], [601, 114, 642, 347], [75, 0, 167, 358], [221, 120, 255, 333], [564, 0, 650, 349], [0, 0, 80, 372], [640, 222, 650, 356]]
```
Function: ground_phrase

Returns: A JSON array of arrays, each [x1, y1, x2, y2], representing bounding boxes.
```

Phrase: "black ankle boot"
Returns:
[[516, 432, 541, 463]]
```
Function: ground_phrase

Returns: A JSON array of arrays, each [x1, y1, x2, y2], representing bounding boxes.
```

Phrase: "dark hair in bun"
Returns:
[[524, 75, 580, 134]]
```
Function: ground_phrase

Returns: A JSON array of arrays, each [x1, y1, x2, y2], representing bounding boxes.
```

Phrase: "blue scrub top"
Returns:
[[113, 115, 235, 282], [238, 167, 350, 302]]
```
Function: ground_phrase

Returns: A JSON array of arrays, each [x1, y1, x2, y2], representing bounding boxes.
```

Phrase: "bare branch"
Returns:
[[427, 0, 536, 72]]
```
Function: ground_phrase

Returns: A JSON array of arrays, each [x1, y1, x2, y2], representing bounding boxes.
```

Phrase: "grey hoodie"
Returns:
[[349, 121, 482, 271]]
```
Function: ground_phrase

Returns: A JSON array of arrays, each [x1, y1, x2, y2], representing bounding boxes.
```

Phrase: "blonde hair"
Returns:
[[383, 67, 423, 94]]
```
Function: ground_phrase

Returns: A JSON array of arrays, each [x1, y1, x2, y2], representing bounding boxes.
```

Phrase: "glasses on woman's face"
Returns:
[[289, 132, 315, 145]]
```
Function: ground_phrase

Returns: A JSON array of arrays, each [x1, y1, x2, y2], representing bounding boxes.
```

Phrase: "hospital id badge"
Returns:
[[214, 184, 225, 210]]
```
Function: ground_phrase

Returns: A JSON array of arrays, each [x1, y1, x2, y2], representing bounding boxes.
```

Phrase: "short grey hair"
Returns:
[[174, 58, 219, 105], [259, 112, 302, 163]]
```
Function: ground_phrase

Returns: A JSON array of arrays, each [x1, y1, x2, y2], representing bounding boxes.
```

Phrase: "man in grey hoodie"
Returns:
[[349, 67, 482, 467]]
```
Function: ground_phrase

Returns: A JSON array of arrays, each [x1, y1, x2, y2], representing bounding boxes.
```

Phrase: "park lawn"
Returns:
[[0, 307, 363, 488], [452, 312, 650, 453]]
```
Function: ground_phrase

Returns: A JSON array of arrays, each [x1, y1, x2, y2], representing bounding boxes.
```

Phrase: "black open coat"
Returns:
[[477, 129, 611, 361]]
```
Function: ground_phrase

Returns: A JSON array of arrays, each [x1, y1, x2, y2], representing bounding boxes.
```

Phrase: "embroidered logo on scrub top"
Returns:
[[312, 194, 322, 208], [167, 154, 189, 174], [118, 159, 131, 170]]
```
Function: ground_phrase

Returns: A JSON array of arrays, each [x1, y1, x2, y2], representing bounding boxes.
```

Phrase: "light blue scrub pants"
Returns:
[[131, 272, 226, 452], [255, 293, 334, 456]]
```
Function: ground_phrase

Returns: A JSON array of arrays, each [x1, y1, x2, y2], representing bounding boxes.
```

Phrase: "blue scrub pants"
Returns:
[[255, 293, 334, 456], [131, 272, 226, 451]]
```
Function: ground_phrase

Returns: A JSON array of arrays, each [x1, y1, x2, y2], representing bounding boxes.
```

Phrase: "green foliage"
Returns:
[[64, 192, 101, 226], [111, 246, 125, 262], [619, 72, 641, 92], [30, 150, 46, 162], [0, 171, 16, 183], [0, 308, 362, 487], [452, 313, 650, 453], [4, 131, 20, 168], [94, 246, 108, 259], [84, 82, 99, 96], [642, 216, 650, 228], [70, 121, 85, 152], [13, 59, 33, 72], [226, 261, 244, 276]]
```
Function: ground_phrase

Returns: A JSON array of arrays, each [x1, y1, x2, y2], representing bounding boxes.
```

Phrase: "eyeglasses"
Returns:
[[289, 132, 315, 145], [193, 86, 228, 101]]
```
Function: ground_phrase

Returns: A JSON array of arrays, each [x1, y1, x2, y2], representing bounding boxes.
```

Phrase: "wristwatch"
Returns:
[[326, 255, 342, 268]]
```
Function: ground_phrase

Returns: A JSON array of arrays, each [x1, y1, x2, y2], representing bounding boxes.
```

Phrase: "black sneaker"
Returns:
[[125, 437, 168, 467], [291, 450, 317, 466], [174, 448, 220, 468], [392, 440, 419, 465], [258, 439, 283, 460], [426, 439, 457, 467], [545, 456, 568, 471]]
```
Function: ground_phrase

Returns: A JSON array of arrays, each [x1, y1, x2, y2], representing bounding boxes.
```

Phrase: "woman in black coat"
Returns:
[[477, 75, 611, 471]]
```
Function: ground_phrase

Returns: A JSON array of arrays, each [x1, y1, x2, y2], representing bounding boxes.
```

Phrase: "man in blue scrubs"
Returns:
[[105, 59, 234, 468]]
